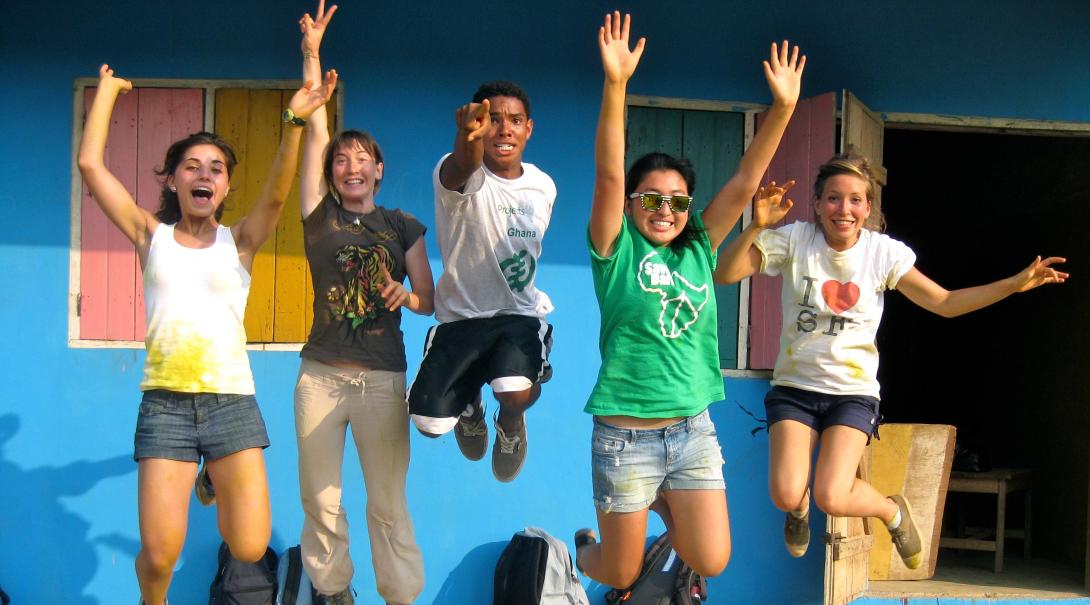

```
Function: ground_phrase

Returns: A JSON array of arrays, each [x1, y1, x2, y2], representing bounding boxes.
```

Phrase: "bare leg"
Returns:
[[136, 458, 198, 605], [812, 425, 897, 522], [208, 448, 271, 562], [768, 420, 818, 513], [494, 383, 540, 433], [577, 508, 649, 588], [660, 489, 731, 577]]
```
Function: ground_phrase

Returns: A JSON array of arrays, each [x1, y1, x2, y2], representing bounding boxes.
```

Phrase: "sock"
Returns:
[[886, 508, 902, 530], [789, 508, 807, 519], [460, 403, 474, 417]]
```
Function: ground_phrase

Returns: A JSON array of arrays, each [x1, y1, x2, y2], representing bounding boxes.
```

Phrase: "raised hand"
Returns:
[[753, 180, 795, 228], [97, 64, 133, 95], [455, 99, 491, 142], [1013, 256, 1069, 292], [288, 69, 339, 121], [599, 11, 645, 84], [763, 41, 805, 108], [300, 0, 338, 55], [379, 264, 411, 311]]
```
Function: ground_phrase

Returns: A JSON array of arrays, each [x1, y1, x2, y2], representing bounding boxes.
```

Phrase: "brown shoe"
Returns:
[[888, 494, 923, 569], [492, 416, 527, 482], [454, 393, 488, 461], [784, 499, 810, 557], [195, 463, 215, 506]]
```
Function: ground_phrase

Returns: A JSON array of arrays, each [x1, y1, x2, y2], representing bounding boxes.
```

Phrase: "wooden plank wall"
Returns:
[[79, 87, 203, 341], [626, 105, 744, 368], [748, 92, 836, 369]]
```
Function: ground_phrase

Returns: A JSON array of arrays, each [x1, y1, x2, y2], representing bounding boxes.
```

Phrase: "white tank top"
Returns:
[[140, 223, 255, 394]]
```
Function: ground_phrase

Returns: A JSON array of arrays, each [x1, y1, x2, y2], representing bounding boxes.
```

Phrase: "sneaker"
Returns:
[[783, 493, 810, 558], [573, 528, 597, 573], [313, 587, 355, 605], [454, 393, 488, 461], [195, 463, 215, 506], [888, 494, 923, 569], [492, 416, 527, 482]]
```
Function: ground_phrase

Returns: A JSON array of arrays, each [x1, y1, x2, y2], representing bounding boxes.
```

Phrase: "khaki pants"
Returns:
[[294, 358, 424, 604]]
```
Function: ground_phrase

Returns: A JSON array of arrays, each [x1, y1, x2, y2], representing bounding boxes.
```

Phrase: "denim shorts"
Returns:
[[133, 389, 270, 462], [591, 409, 725, 514], [764, 385, 881, 441]]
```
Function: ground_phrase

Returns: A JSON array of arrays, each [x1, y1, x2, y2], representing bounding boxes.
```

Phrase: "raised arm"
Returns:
[[896, 256, 1068, 318], [378, 238, 435, 316], [715, 180, 795, 284], [701, 41, 805, 249], [234, 70, 338, 267], [589, 11, 645, 257], [299, 0, 337, 218], [77, 64, 157, 254], [438, 99, 491, 192]]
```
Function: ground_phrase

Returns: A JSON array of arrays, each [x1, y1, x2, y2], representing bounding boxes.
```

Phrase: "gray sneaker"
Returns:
[[784, 502, 810, 557], [314, 587, 355, 605], [492, 416, 527, 483], [454, 393, 488, 461], [888, 494, 923, 569], [195, 463, 215, 506]]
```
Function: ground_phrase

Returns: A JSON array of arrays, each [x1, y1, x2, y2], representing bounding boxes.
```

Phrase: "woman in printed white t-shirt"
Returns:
[[715, 153, 1067, 569]]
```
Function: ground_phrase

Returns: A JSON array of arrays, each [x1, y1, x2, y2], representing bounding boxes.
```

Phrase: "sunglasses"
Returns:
[[629, 192, 693, 213]]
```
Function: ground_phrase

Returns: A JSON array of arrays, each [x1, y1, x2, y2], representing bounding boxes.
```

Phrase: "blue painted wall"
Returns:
[[2, 1, 1089, 603]]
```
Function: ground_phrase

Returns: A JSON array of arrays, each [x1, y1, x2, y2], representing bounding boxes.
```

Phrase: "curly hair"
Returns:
[[153, 132, 237, 224], [472, 80, 532, 117]]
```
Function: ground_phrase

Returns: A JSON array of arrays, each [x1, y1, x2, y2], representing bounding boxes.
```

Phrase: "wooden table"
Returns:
[[939, 468, 1032, 573]]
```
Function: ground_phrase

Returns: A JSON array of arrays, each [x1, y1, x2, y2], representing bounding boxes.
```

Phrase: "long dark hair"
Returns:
[[153, 132, 238, 223], [624, 152, 704, 250]]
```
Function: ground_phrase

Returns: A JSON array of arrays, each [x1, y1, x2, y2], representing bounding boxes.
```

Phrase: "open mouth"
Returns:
[[495, 144, 514, 152], [192, 187, 214, 200]]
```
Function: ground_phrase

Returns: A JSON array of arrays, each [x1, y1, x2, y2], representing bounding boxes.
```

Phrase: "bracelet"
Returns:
[[303, 49, 319, 60]]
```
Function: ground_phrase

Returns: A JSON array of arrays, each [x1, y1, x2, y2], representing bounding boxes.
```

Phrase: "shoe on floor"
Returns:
[[888, 494, 923, 569], [454, 393, 488, 461], [784, 494, 810, 558], [195, 463, 215, 506], [313, 586, 355, 605], [492, 416, 527, 483]]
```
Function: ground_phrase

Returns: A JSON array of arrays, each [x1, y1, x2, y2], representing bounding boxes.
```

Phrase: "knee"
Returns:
[[812, 484, 849, 517], [138, 544, 180, 576], [769, 483, 808, 513], [691, 545, 730, 578], [605, 562, 644, 590], [226, 537, 270, 563]]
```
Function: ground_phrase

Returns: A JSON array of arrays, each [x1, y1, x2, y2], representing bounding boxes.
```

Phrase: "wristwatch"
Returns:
[[282, 108, 306, 126]]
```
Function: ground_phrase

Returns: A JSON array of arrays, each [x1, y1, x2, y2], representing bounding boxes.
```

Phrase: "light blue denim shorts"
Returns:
[[133, 389, 270, 462], [591, 409, 725, 513]]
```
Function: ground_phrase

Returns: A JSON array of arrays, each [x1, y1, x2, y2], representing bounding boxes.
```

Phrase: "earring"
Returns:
[[169, 186, 176, 192]]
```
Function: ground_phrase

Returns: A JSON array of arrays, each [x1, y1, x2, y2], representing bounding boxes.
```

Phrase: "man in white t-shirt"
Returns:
[[408, 81, 555, 483]]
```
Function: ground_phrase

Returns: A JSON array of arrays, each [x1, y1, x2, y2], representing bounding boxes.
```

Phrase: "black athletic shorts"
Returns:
[[408, 315, 553, 419]]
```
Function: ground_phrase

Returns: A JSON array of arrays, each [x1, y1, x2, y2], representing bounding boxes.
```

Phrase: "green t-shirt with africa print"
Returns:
[[586, 213, 725, 418]]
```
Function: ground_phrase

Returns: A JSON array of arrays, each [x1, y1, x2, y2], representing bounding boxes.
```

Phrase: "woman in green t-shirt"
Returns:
[[573, 11, 806, 588]]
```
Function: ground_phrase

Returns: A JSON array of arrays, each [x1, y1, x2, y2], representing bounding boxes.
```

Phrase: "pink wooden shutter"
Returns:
[[80, 87, 203, 341], [748, 92, 836, 369]]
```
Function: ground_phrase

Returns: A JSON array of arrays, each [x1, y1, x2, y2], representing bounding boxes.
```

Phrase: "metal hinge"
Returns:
[[76, 292, 82, 317]]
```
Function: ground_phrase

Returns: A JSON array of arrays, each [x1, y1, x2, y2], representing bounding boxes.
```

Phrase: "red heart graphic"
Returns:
[[821, 280, 860, 314]]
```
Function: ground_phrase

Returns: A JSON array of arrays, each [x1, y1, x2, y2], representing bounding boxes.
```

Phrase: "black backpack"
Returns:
[[605, 533, 707, 605], [493, 527, 589, 605], [209, 541, 279, 605]]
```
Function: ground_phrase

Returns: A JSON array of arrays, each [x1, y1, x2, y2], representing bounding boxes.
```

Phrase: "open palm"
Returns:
[[763, 41, 805, 106], [599, 11, 645, 83]]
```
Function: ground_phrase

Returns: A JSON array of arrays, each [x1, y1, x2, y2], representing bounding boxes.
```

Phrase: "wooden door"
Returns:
[[748, 92, 836, 369], [824, 456, 876, 605], [840, 90, 887, 230]]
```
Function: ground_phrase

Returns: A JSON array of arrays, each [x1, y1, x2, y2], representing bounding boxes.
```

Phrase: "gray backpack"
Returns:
[[493, 527, 589, 605]]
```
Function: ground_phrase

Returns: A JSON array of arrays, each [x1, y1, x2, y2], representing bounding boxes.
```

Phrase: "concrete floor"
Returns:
[[865, 550, 1089, 600]]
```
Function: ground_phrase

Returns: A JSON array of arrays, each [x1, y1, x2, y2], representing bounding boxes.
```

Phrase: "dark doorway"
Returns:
[[876, 127, 1090, 584]]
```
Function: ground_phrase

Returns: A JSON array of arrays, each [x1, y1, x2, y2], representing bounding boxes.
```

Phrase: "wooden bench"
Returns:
[[939, 468, 1033, 573]]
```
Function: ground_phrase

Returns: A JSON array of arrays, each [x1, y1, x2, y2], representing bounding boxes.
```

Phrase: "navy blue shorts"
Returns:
[[764, 385, 881, 441], [133, 390, 270, 462]]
